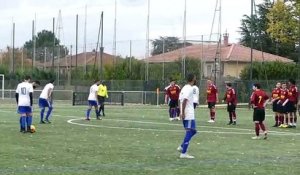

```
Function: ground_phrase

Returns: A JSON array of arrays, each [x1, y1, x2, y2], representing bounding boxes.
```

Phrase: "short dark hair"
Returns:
[[186, 73, 195, 82], [94, 79, 99, 83], [253, 83, 261, 89], [49, 79, 55, 84], [34, 81, 41, 85], [289, 79, 296, 85], [226, 83, 232, 87], [24, 75, 31, 81]]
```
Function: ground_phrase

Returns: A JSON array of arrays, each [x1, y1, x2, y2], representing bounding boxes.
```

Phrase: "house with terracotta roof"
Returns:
[[145, 34, 293, 78]]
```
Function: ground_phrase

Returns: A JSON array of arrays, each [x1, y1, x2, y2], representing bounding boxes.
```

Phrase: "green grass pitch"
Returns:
[[0, 102, 300, 175]]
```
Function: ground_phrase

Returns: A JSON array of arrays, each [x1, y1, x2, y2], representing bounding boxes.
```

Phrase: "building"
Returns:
[[145, 34, 293, 78]]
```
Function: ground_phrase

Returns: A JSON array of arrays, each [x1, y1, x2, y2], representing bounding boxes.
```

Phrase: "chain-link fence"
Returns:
[[1, 79, 296, 105]]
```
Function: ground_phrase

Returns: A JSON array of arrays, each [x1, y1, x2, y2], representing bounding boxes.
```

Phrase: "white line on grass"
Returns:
[[67, 118, 300, 136]]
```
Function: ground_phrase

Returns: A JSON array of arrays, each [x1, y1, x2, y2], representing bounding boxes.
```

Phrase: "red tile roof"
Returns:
[[145, 43, 293, 63]]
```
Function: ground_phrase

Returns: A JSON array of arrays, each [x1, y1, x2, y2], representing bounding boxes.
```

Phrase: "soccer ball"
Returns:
[[30, 125, 36, 133]]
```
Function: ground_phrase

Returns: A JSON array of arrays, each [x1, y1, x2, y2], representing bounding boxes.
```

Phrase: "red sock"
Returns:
[[255, 123, 260, 136], [232, 112, 236, 121], [275, 115, 279, 125], [211, 111, 215, 120], [259, 122, 266, 132]]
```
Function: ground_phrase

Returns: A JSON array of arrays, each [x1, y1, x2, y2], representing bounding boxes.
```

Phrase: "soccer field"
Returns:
[[0, 103, 300, 175]]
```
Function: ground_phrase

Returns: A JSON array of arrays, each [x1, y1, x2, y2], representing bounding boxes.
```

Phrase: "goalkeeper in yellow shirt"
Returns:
[[97, 81, 108, 116]]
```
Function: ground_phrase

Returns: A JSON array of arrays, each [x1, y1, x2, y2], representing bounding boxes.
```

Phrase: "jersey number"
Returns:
[[193, 89, 196, 94], [258, 96, 262, 104], [21, 87, 27, 95]]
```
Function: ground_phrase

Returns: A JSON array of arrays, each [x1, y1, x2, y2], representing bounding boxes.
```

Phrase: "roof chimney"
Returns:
[[223, 32, 229, 46]]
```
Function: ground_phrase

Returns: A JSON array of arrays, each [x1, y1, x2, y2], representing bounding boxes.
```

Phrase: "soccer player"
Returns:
[[278, 83, 289, 128], [15, 76, 34, 133], [206, 79, 218, 123], [177, 73, 197, 159], [223, 83, 237, 125], [97, 81, 108, 116], [39, 80, 55, 124], [250, 83, 269, 140], [165, 79, 181, 121], [270, 82, 281, 127], [192, 82, 199, 109], [86, 80, 101, 120], [287, 79, 298, 128]]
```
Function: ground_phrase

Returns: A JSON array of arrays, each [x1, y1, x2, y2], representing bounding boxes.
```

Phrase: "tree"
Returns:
[[239, 0, 297, 61], [267, 0, 298, 44], [23, 30, 68, 62], [151, 36, 192, 56]]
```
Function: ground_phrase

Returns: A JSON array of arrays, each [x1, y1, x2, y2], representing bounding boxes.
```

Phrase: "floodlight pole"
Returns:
[[250, 0, 254, 84]]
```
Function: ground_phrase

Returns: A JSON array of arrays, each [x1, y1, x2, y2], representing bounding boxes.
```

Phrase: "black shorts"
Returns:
[[207, 102, 216, 109], [253, 108, 265, 122], [286, 101, 297, 113], [227, 104, 236, 112], [272, 100, 279, 112], [278, 103, 288, 114], [97, 96, 105, 104], [193, 103, 198, 109], [169, 99, 178, 108]]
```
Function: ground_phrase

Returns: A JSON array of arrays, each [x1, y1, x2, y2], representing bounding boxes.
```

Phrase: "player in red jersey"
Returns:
[[277, 82, 289, 128], [270, 82, 281, 127], [165, 79, 181, 121], [287, 79, 298, 128], [250, 83, 269, 140], [222, 83, 237, 125], [206, 80, 218, 123]]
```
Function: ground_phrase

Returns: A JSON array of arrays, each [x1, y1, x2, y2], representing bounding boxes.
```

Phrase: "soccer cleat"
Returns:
[[278, 124, 285, 128], [177, 146, 183, 153], [96, 117, 102, 120], [227, 121, 233, 125], [282, 124, 288, 128], [232, 121, 237, 125], [180, 153, 195, 159], [85, 118, 90, 121], [40, 121, 46, 124], [251, 136, 261, 140], [45, 120, 51, 124], [263, 131, 268, 140], [272, 124, 278, 127], [169, 118, 174, 121], [287, 125, 293, 128], [102, 113, 105, 117], [207, 119, 215, 123], [175, 117, 181, 121]]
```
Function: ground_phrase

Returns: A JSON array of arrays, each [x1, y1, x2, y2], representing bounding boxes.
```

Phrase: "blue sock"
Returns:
[[181, 130, 196, 154], [40, 108, 45, 121], [27, 116, 32, 126], [95, 108, 99, 117], [19, 117, 22, 130], [86, 109, 91, 119], [171, 108, 176, 118], [46, 107, 53, 120], [20, 116, 26, 131]]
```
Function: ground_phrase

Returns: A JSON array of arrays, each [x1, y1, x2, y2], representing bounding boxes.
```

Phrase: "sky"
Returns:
[[0, 0, 263, 58]]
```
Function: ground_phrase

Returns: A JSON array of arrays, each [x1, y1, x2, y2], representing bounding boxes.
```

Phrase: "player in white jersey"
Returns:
[[192, 83, 199, 109], [15, 76, 34, 133], [39, 80, 55, 124], [86, 80, 101, 120], [177, 74, 197, 159]]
